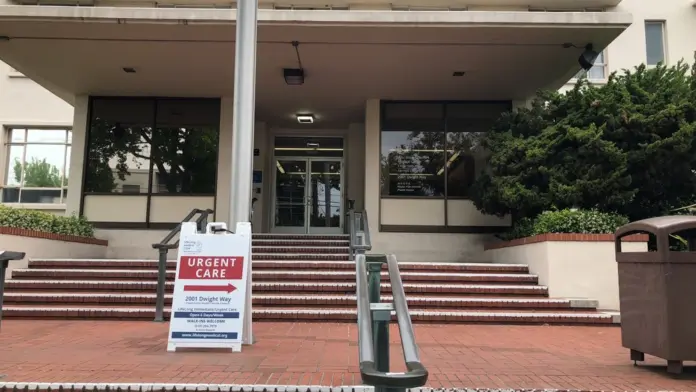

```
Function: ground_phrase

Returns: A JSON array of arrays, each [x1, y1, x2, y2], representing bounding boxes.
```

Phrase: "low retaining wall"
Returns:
[[0, 227, 108, 279], [484, 233, 649, 311]]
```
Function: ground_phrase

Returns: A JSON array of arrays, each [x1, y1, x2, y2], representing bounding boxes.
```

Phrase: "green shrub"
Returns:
[[499, 209, 629, 240], [0, 206, 95, 238]]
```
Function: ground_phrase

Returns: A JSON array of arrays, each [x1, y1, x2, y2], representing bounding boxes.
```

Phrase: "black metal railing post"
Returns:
[[151, 208, 213, 322], [0, 260, 7, 330], [0, 250, 26, 331], [154, 247, 169, 322], [348, 209, 357, 261]]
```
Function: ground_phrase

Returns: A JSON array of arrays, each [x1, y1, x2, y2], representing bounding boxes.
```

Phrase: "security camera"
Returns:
[[578, 44, 599, 71]]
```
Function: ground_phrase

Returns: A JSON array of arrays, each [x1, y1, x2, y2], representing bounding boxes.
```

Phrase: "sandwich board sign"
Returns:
[[166, 221, 253, 352]]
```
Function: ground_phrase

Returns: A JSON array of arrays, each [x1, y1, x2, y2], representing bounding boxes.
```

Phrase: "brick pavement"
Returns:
[[0, 321, 695, 391]]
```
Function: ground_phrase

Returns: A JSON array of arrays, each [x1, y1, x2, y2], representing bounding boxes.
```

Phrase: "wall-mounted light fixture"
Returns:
[[578, 44, 599, 71], [284, 41, 305, 85], [284, 68, 305, 85], [563, 42, 599, 71], [296, 114, 314, 124]]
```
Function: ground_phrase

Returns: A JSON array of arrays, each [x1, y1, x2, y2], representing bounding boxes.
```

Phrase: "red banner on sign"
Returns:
[[178, 256, 244, 280]]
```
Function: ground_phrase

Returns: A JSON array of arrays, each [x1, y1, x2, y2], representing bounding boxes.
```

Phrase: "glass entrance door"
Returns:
[[273, 158, 343, 234]]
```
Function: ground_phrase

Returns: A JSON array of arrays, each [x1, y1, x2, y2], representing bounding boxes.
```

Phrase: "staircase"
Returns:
[[2, 233, 618, 324]]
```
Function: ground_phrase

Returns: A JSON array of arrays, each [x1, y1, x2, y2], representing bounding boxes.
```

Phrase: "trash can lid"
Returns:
[[616, 215, 696, 238]]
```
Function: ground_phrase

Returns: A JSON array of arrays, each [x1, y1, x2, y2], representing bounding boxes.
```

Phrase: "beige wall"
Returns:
[[560, 0, 696, 92], [2, 234, 107, 279], [95, 228, 170, 259], [487, 240, 648, 310], [0, 0, 623, 9], [0, 61, 74, 215]]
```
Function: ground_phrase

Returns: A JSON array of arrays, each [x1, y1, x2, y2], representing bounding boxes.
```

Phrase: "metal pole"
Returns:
[[367, 261, 382, 304], [154, 248, 168, 322], [229, 0, 259, 228], [0, 261, 7, 330]]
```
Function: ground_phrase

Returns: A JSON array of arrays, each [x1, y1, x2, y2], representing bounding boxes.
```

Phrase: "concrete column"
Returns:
[[228, 0, 259, 228], [347, 122, 366, 211], [364, 99, 380, 234], [251, 121, 267, 231], [66, 95, 88, 216]]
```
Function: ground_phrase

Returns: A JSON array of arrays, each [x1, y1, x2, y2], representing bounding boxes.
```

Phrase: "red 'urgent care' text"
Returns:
[[178, 256, 244, 280]]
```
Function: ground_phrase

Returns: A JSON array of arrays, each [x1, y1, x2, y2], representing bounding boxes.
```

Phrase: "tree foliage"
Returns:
[[14, 157, 63, 188], [471, 59, 696, 221]]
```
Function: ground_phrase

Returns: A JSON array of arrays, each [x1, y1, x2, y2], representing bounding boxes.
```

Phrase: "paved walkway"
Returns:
[[0, 321, 695, 391]]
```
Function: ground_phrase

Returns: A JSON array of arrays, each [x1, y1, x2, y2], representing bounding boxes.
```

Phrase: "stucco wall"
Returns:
[[1, 234, 107, 279], [560, 0, 696, 93], [95, 228, 170, 259], [487, 240, 648, 310]]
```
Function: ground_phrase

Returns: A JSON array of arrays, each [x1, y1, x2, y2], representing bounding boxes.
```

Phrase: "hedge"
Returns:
[[499, 209, 629, 241], [0, 205, 95, 238]]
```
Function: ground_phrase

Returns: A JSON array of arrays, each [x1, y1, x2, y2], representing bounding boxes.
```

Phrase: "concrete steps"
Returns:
[[0, 233, 617, 324], [3, 292, 597, 310], [4, 279, 549, 295], [26, 259, 530, 273], [0, 305, 616, 324], [9, 268, 539, 284]]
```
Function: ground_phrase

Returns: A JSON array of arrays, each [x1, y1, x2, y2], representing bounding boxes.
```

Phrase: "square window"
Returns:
[[3, 128, 71, 204]]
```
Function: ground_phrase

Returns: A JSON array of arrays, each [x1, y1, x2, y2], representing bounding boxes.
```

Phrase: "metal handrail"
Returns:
[[152, 208, 214, 250], [349, 209, 372, 260], [355, 253, 428, 390], [151, 208, 214, 322]]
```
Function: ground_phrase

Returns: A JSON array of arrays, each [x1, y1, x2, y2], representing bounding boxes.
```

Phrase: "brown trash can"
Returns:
[[615, 215, 696, 374]]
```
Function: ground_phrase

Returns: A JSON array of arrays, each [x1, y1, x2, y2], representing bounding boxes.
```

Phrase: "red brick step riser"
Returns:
[[252, 240, 350, 247], [3, 294, 577, 309], [27, 260, 530, 273], [4, 281, 549, 296], [252, 234, 349, 240], [253, 247, 350, 254], [253, 254, 350, 261], [10, 270, 539, 284], [0, 307, 614, 324]]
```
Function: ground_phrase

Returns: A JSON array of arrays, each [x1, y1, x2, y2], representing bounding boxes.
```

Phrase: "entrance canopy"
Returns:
[[0, 7, 631, 127]]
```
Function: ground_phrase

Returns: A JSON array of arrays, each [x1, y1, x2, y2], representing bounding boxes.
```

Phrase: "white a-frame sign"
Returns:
[[167, 221, 253, 352]]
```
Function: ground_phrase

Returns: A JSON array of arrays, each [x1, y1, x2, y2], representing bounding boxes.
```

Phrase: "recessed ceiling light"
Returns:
[[296, 114, 314, 124], [452, 71, 466, 77], [122, 67, 137, 73]]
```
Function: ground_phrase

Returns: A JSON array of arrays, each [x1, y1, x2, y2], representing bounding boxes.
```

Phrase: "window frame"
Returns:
[[645, 20, 667, 66], [2, 127, 72, 205], [379, 100, 511, 201], [79, 96, 222, 227], [81, 96, 221, 198]]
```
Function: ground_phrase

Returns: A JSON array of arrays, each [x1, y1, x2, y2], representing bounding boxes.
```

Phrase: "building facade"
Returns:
[[0, 0, 693, 261]]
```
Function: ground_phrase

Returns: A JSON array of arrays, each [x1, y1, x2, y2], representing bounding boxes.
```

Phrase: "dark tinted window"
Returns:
[[84, 98, 220, 194]]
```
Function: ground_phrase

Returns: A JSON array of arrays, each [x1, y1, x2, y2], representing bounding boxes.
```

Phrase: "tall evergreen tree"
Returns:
[[471, 59, 696, 221]]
